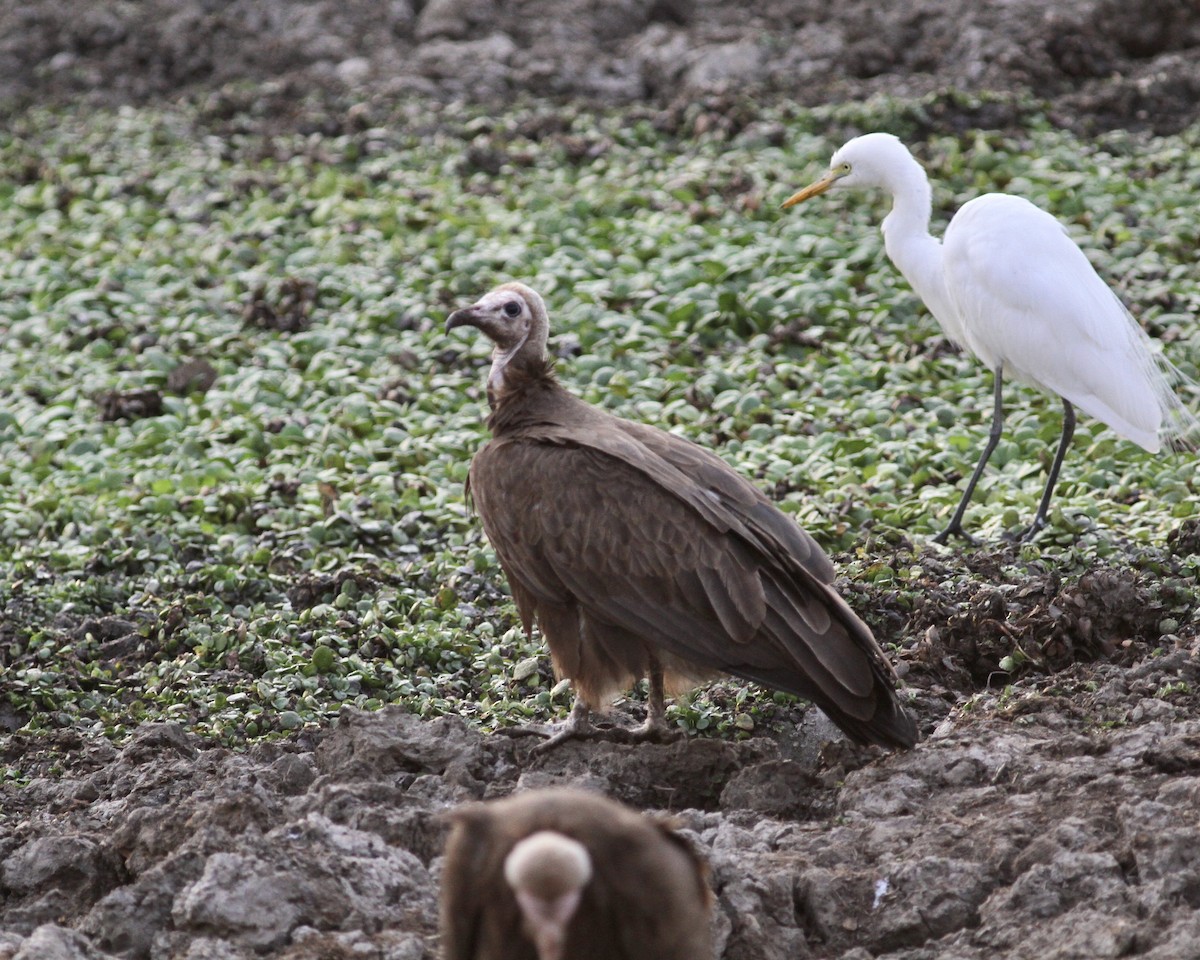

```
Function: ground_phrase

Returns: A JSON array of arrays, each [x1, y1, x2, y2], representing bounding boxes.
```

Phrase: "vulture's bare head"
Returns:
[[445, 282, 551, 400], [503, 830, 593, 960]]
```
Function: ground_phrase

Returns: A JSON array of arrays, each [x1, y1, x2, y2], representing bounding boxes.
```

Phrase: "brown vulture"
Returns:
[[446, 282, 917, 750], [439, 787, 713, 960]]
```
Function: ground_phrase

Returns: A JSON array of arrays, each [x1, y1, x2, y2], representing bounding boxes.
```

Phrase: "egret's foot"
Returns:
[[1007, 515, 1048, 543], [930, 521, 979, 546]]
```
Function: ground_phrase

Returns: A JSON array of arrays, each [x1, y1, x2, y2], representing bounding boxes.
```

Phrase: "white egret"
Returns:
[[782, 133, 1199, 543]]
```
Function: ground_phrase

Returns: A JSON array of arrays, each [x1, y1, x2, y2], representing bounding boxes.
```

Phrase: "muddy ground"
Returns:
[[3, 0, 1200, 134], [2, 627, 1200, 960], [3, 1, 1200, 958]]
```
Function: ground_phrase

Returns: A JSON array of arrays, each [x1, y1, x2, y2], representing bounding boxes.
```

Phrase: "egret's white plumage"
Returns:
[[783, 132, 1198, 542]]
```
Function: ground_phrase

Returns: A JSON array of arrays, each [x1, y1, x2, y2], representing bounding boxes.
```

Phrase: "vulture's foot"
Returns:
[[528, 718, 681, 753], [497, 717, 596, 748], [506, 698, 682, 754], [529, 714, 598, 753], [495, 698, 597, 753], [629, 713, 681, 744]]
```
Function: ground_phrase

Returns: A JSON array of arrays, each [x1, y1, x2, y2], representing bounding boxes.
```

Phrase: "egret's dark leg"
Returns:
[[932, 367, 1006, 545], [1015, 398, 1075, 541]]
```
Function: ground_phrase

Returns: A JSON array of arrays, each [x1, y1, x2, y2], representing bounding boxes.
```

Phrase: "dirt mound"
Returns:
[[4, 0, 1200, 133], [3, 655, 1200, 960]]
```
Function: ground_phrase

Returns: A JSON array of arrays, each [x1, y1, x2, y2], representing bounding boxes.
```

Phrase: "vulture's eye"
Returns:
[[503, 301, 522, 318]]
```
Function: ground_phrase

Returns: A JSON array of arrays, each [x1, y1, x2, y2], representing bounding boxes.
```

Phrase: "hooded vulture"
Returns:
[[446, 282, 917, 750], [439, 787, 713, 960]]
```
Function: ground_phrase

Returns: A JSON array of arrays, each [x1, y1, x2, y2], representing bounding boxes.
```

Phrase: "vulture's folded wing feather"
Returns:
[[471, 424, 908, 741], [614, 417, 837, 584]]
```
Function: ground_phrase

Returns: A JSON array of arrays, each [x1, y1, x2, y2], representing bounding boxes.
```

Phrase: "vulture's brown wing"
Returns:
[[588, 810, 714, 960], [439, 805, 505, 960], [613, 416, 838, 581], [470, 413, 915, 748]]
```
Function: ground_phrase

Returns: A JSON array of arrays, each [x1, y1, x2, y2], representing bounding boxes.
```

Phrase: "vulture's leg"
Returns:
[[513, 662, 679, 754], [630, 659, 677, 742], [537, 662, 678, 748]]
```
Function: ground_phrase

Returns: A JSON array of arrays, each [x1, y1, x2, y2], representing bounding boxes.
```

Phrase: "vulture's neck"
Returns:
[[487, 322, 552, 407], [486, 351, 559, 430]]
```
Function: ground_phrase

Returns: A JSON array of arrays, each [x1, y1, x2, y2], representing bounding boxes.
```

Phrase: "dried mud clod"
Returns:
[[287, 568, 378, 611], [847, 544, 1180, 697], [934, 565, 1160, 680], [166, 357, 218, 395], [242, 276, 318, 333], [98, 387, 164, 421], [1166, 516, 1200, 556]]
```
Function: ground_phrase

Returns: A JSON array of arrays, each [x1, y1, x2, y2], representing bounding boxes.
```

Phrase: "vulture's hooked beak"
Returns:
[[445, 305, 481, 333], [781, 168, 844, 209]]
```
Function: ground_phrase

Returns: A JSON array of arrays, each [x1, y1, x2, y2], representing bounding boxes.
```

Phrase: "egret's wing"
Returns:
[[944, 194, 1197, 450]]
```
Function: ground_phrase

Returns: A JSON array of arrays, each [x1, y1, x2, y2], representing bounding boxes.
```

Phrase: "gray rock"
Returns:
[[627, 24, 690, 95], [873, 857, 993, 946], [1119, 798, 1200, 882], [682, 41, 765, 92], [1141, 914, 1200, 959], [11, 925, 114, 960], [720, 759, 823, 819], [1, 836, 107, 896], [717, 861, 810, 960], [172, 853, 309, 951], [80, 866, 183, 959], [336, 57, 373, 85], [315, 707, 484, 780], [995, 907, 1137, 958], [985, 851, 1128, 920], [170, 938, 251, 960], [414, 0, 497, 42]]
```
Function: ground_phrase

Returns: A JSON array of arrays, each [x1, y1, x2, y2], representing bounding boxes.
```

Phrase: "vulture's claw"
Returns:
[[501, 697, 683, 754], [527, 718, 682, 754]]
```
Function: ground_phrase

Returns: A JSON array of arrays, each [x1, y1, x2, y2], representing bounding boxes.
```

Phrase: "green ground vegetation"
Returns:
[[1, 93, 1197, 749]]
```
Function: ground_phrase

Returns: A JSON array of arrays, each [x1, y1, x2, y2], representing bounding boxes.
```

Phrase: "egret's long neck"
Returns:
[[878, 162, 963, 344]]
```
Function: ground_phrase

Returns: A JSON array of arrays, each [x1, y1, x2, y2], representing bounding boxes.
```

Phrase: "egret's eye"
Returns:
[[503, 301, 522, 318], [838, 162, 852, 174]]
